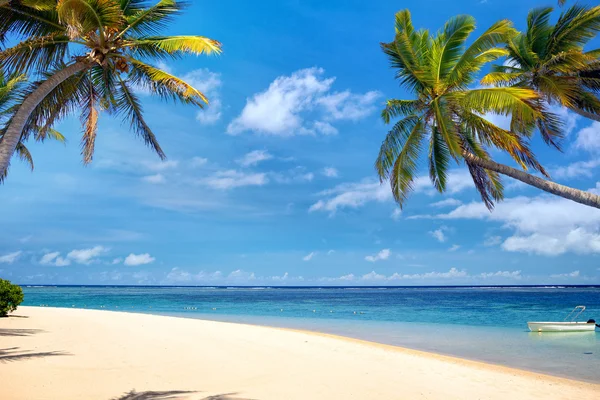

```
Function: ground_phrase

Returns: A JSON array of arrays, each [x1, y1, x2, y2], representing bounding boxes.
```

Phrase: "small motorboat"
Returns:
[[528, 306, 598, 332]]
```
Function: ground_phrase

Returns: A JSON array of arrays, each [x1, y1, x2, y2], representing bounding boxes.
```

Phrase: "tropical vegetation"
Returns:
[[0, 278, 24, 317], [0, 70, 65, 181], [0, 0, 221, 180], [377, 9, 600, 210], [482, 5, 600, 122]]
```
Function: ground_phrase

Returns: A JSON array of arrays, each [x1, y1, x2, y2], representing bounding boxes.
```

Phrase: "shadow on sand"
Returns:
[[0, 328, 43, 337], [0, 347, 69, 363], [111, 390, 254, 400]]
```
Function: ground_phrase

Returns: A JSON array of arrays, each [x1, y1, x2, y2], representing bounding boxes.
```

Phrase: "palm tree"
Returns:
[[0, 70, 65, 181], [378, 10, 600, 210], [0, 0, 221, 179], [482, 5, 600, 122]]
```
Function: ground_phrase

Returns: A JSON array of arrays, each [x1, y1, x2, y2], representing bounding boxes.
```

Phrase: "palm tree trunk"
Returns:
[[463, 152, 600, 209], [569, 106, 600, 123], [0, 61, 90, 179]]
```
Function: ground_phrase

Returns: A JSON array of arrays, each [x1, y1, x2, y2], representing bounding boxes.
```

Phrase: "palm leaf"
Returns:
[[128, 35, 222, 58], [380, 99, 422, 123], [115, 77, 165, 159], [429, 127, 450, 192], [119, 0, 184, 37]]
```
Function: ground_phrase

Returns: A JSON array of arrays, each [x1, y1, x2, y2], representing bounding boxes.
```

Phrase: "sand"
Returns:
[[1, 306, 598, 400]]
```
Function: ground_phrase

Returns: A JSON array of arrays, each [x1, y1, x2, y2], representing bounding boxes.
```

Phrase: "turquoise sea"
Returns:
[[21, 285, 600, 383]]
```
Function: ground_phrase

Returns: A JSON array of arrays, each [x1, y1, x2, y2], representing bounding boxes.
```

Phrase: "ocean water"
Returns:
[[20, 285, 600, 383]]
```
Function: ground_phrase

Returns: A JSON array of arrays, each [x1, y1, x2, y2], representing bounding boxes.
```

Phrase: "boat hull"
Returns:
[[527, 322, 597, 332]]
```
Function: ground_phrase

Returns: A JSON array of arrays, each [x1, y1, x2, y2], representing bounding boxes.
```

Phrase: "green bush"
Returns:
[[0, 279, 24, 317]]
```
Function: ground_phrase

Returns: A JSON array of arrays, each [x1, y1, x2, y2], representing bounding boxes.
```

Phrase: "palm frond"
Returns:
[[56, 0, 124, 40], [127, 35, 222, 59], [547, 5, 600, 55], [115, 77, 165, 159], [429, 14, 475, 85], [380, 99, 422, 123], [80, 75, 98, 163], [0, 33, 71, 74], [119, 0, 185, 37], [429, 127, 450, 192], [128, 58, 207, 105], [0, 1, 64, 38], [461, 133, 504, 210]]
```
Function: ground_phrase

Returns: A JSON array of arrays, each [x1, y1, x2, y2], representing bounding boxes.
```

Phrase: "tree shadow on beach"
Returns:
[[111, 390, 254, 400], [0, 328, 43, 336], [0, 347, 69, 363]]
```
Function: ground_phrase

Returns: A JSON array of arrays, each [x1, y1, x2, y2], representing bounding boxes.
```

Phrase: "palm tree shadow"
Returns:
[[0, 328, 43, 336], [111, 391, 255, 400], [0, 347, 69, 363]]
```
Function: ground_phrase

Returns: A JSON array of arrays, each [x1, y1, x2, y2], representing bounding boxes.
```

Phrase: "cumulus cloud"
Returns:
[[429, 226, 448, 243], [39, 246, 107, 266], [310, 170, 474, 215], [142, 174, 166, 184], [574, 122, 600, 153], [143, 160, 179, 172], [550, 270, 580, 279], [67, 246, 108, 265], [190, 157, 208, 168], [391, 208, 402, 220], [428, 192, 600, 256], [236, 150, 273, 167], [365, 249, 391, 262], [227, 67, 380, 136], [431, 198, 462, 208], [181, 68, 223, 125], [553, 159, 600, 179], [320, 268, 522, 284], [200, 170, 269, 189], [0, 251, 22, 264], [303, 252, 316, 261], [322, 167, 339, 178], [124, 253, 155, 266]]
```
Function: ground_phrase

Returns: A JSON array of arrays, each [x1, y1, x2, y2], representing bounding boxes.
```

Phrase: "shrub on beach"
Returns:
[[0, 279, 24, 317]]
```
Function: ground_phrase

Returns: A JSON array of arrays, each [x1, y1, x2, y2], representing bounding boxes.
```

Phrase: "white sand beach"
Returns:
[[1, 306, 598, 400]]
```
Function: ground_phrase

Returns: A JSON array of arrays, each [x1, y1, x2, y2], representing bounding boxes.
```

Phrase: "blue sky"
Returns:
[[1, 0, 600, 286]]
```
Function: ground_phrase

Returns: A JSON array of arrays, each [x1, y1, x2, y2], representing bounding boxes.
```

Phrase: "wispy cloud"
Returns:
[[236, 150, 273, 167], [0, 251, 22, 264], [303, 252, 316, 261], [200, 170, 269, 190]]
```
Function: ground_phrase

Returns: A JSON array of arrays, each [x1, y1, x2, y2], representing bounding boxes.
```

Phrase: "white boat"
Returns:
[[527, 306, 598, 332]]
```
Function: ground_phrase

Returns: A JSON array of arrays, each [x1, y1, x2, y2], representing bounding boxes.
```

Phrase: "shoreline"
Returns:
[[2, 306, 599, 399], [24, 304, 600, 384]]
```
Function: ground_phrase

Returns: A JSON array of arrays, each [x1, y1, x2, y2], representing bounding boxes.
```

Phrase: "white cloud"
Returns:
[[303, 252, 316, 261], [124, 253, 155, 266], [236, 150, 273, 167], [550, 270, 580, 279], [574, 122, 600, 153], [165, 267, 223, 283], [190, 157, 208, 168], [39, 251, 70, 267], [182, 68, 223, 125], [315, 90, 380, 121], [227, 67, 379, 136], [429, 226, 448, 243], [430, 191, 600, 256], [322, 167, 339, 178], [270, 167, 314, 184], [391, 208, 402, 220], [553, 159, 600, 179], [142, 174, 166, 184], [484, 236, 502, 247], [0, 251, 22, 264], [365, 249, 391, 262], [431, 198, 462, 208], [144, 160, 179, 171], [448, 244, 460, 252], [67, 246, 108, 265], [313, 121, 338, 135], [200, 170, 268, 190], [479, 270, 522, 279], [310, 170, 474, 215]]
